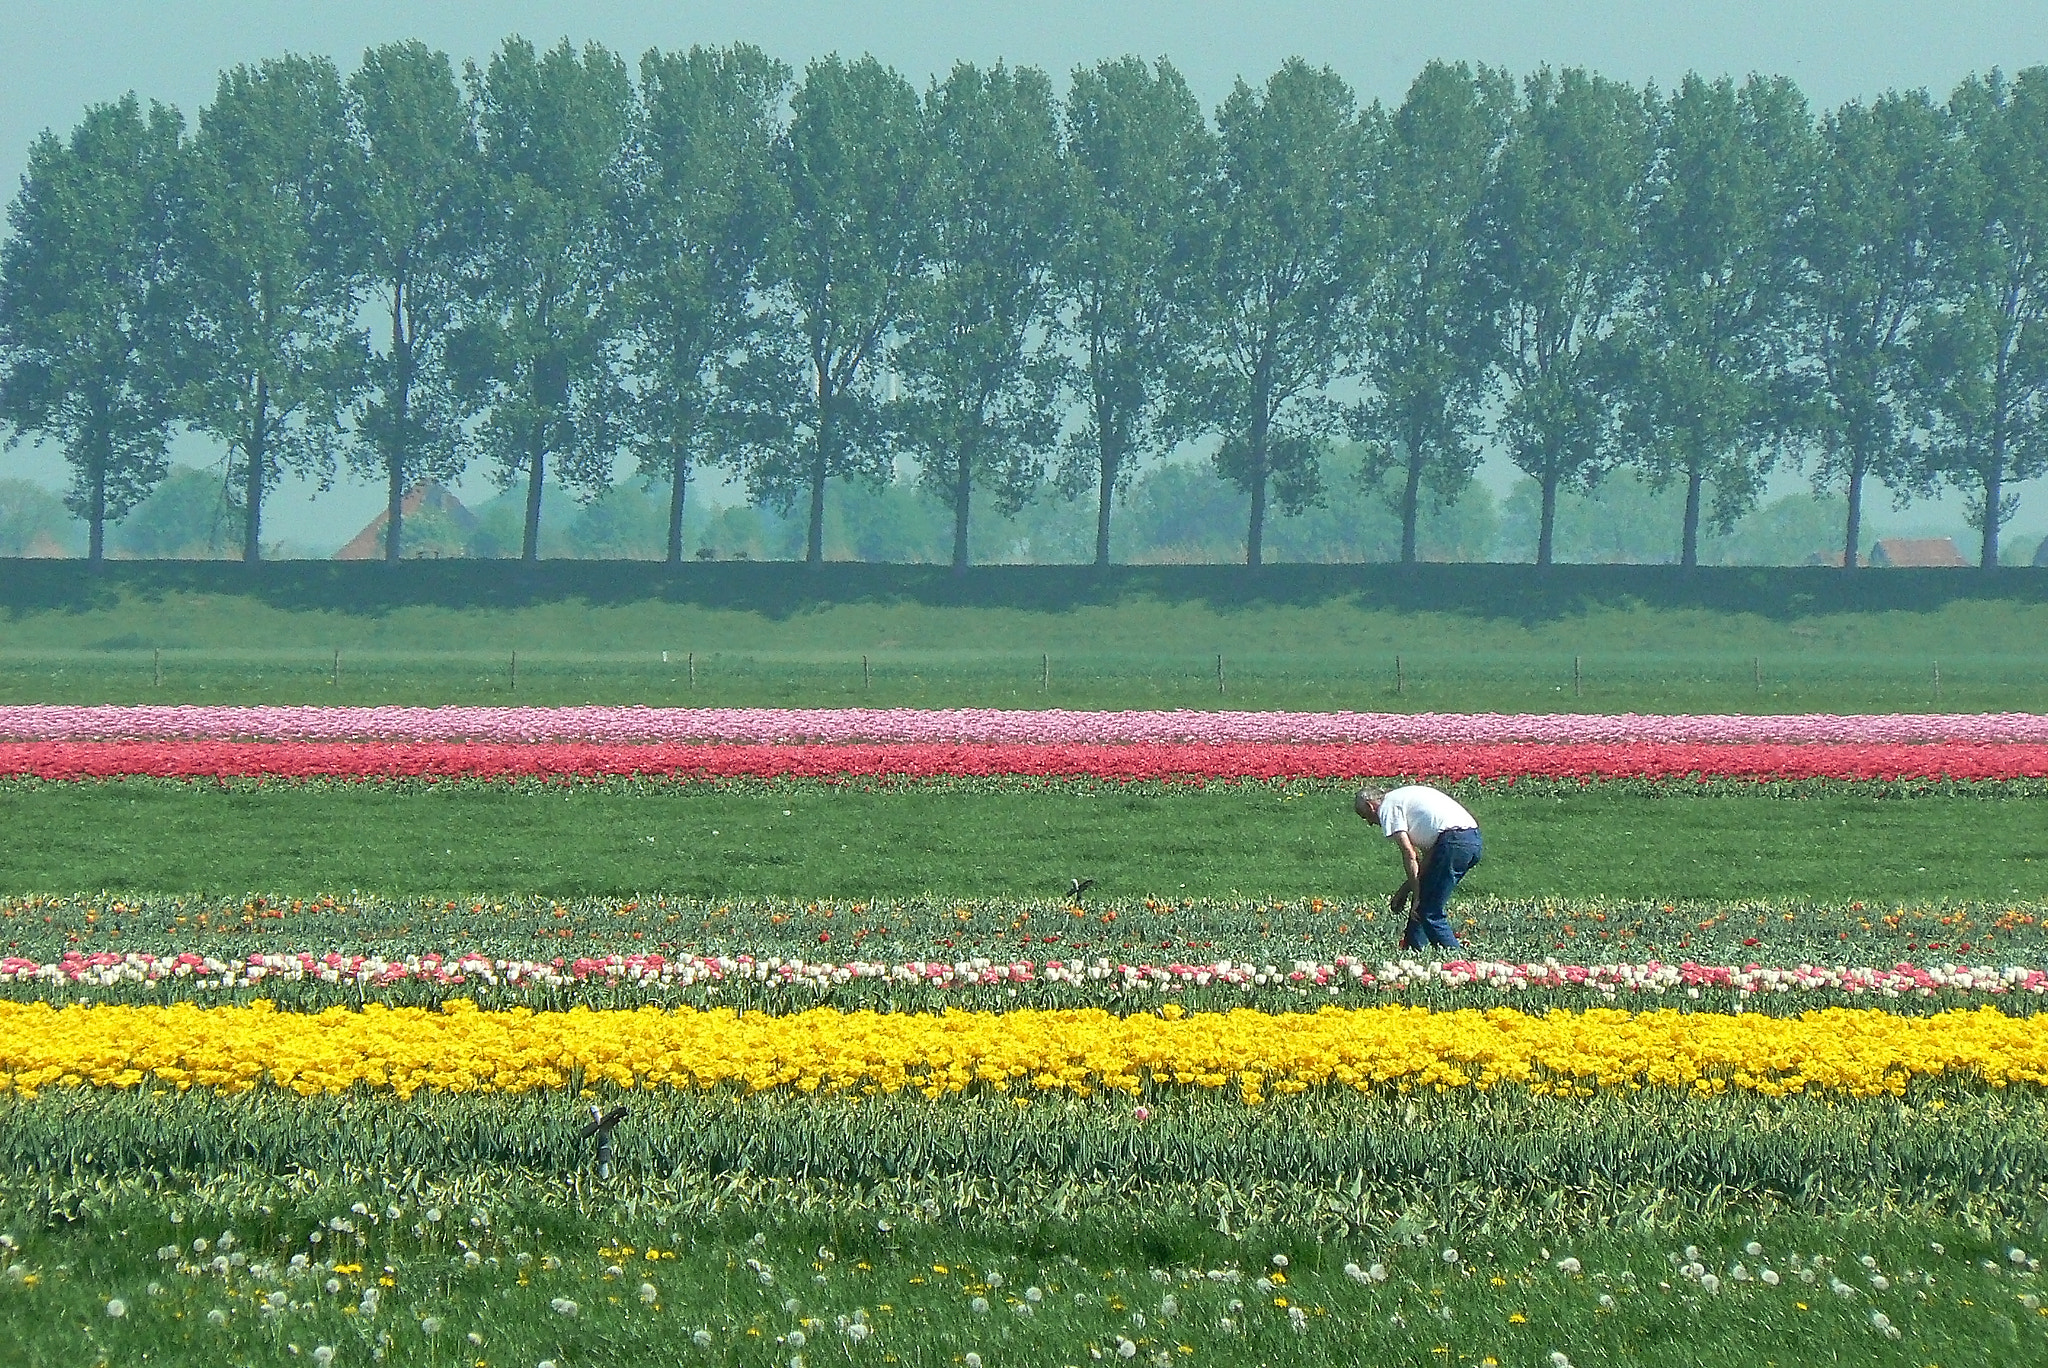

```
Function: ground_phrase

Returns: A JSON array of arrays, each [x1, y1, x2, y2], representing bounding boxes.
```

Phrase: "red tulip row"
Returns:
[[5, 739, 2047, 782]]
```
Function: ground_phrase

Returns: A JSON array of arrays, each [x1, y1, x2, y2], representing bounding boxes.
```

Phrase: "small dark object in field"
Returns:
[[578, 1104, 627, 1139], [1069, 877, 1095, 901]]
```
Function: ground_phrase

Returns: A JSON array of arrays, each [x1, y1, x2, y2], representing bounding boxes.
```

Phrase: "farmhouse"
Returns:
[[333, 481, 477, 559], [1868, 537, 1968, 567]]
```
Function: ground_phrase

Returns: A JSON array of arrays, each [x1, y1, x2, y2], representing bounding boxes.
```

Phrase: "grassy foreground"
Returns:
[[1, 778, 2040, 904], [1, 1177, 2041, 1368]]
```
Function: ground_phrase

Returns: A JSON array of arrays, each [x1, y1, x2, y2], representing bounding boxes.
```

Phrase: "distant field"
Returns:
[[1, 559, 2045, 711]]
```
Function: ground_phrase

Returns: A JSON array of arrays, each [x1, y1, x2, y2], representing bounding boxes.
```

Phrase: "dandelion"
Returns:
[[1271, 1254, 1289, 1269], [1700, 1274, 1721, 1295], [1287, 1306, 1307, 1332], [1869, 1311, 1892, 1331], [1760, 1269, 1780, 1286], [1025, 1287, 1043, 1303], [1551, 1354, 1574, 1368], [540, 1361, 559, 1368], [1859, 1255, 1878, 1270], [847, 1323, 870, 1342], [106, 1298, 128, 1318], [1871, 1275, 1891, 1291], [469, 1333, 485, 1347], [424, 1209, 442, 1224], [420, 1317, 442, 1336], [207, 1308, 228, 1326], [1556, 1257, 1581, 1275], [312, 1348, 335, 1368], [550, 1297, 579, 1317], [965, 1356, 984, 1368], [1597, 1294, 1615, 1309], [464, 1251, 482, 1268], [1160, 1295, 1178, 1318], [640, 1282, 658, 1304], [326, 1278, 342, 1294], [1116, 1337, 1138, 1359], [692, 1330, 713, 1348], [1745, 1242, 1764, 1257], [2013, 1248, 2030, 1265], [1442, 1249, 1459, 1264]]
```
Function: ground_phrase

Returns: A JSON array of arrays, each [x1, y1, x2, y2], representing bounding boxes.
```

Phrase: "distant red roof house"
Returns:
[[1868, 537, 1968, 567], [334, 482, 477, 560]]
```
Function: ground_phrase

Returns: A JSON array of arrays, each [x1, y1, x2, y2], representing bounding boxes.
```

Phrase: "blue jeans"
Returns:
[[1402, 827, 1482, 951]]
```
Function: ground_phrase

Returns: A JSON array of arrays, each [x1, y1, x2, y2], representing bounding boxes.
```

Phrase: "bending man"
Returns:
[[1354, 786, 1482, 951]]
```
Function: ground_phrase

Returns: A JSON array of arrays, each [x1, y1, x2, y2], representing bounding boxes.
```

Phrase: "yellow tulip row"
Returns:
[[0, 1000, 2043, 1102]]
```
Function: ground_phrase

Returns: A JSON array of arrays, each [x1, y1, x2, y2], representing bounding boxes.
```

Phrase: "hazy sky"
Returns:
[[4, 1, 2047, 551]]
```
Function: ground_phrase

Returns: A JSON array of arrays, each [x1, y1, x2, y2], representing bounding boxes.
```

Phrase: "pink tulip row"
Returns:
[[3, 705, 2045, 745], [8, 948, 2043, 1000]]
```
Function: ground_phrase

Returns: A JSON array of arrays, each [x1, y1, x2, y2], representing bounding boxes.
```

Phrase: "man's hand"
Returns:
[[1390, 882, 1412, 919]]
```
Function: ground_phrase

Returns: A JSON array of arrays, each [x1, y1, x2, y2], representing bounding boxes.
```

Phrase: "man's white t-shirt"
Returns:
[[1377, 785, 1477, 854]]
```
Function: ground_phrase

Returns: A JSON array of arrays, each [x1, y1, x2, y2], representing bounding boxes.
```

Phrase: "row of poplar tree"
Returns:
[[1, 41, 2045, 569]]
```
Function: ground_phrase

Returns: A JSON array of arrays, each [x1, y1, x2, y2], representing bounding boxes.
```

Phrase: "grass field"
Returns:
[[2, 778, 2042, 904], [6, 561, 2048, 1365], [3, 560, 2045, 711]]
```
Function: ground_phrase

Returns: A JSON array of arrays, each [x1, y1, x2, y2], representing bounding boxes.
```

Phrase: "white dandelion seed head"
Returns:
[[639, 1282, 658, 1304], [1271, 1254, 1289, 1268], [1699, 1274, 1720, 1295], [1760, 1269, 1780, 1285], [970, 1296, 990, 1314], [424, 1209, 442, 1224], [1550, 1353, 1573, 1368], [1441, 1248, 1459, 1264], [1745, 1241, 1763, 1257], [846, 1323, 870, 1342], [106, 1298, 128, 1318], [692, 1330, 713, 1349], [420, 1317, 441, 1336], [1597, 1293, 1615, 1309], [550, 1297, 578, 1317], [1025, 1286, 1043, 1303], [965, 1355, 983, 1368], [312, 1348, 335, 1368], [1116, 1336, 1138, 1359], [2013, 1248, 2030, 1265], [1160, 1295, 1177, 1318], [1556, 1257, 1581, 1275], [325, 1278, 342, 1294], [207, 1308, 228, 1326]]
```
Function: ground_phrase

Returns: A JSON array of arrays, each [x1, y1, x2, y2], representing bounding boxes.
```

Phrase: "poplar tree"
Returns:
[[1480, 68, 1651, 565], [1188, 59, 1369, 567], [615, 43, 788, 565], [1355, 61, 1513, 563], [175, 56, 363, 562], [1055, 57, 1212, 566], [345, 40, 479, 561], [1914, 69, 2048, 568], [0, 96, 183, 561], [897, 61, 1066, 571], [459, 37, 633, 562]]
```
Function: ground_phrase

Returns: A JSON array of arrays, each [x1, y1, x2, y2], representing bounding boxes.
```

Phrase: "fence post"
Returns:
[[509, 651, 516, 693], [1933, 661, 1940, 706], [1217, 653, 1225, 695], [1395, 654, 1403, 696], [688, 652, 695, 689], [863, 654, 871, 690], [1573, 655, 1582, 698], [1754, 655, 1762, 692], [332, 649, 340, 688], [153, 648, 161, 689], [1042, 653, 1049, 690]]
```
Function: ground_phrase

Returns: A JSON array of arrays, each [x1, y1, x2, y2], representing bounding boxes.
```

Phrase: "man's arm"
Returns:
[[1389, 830, 1423, 914]]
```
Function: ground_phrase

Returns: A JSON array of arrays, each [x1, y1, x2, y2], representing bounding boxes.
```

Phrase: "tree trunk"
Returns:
[[385, 289, 411, 563], [951, 441, 973, 574], [385, 460, 405, 563], [807, 377, 830, 565], [1981, 463, 2002, 568], [243, 378, 268, 563], [521, 425, 545, 564], [1245, 436, 1268, 569], [1842, 448, 1865, 572], [666, 442, 689, 567], [1093, 422, 1120, 568], [87, 436, 107, 564], [1399, 437, 1424, 565], [1537, 472, 1558, 566], [1680, 464, 1703, 569]]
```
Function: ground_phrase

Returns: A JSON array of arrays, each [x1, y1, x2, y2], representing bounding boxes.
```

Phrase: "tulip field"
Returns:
[[2, 702, 2046, 1365]]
